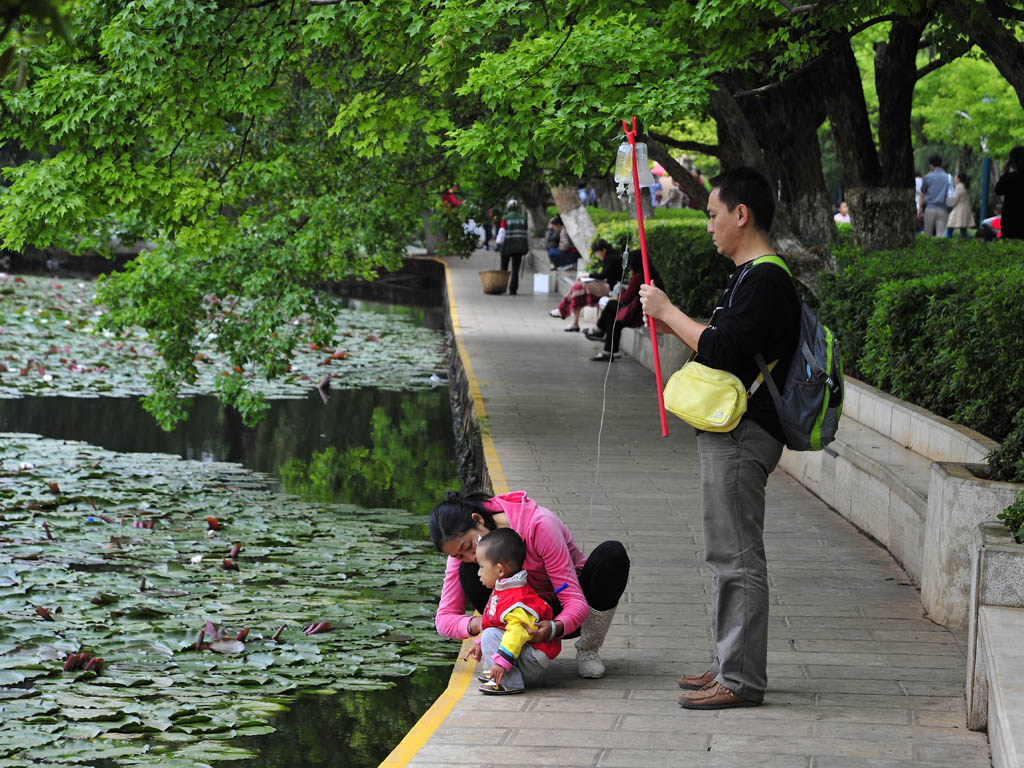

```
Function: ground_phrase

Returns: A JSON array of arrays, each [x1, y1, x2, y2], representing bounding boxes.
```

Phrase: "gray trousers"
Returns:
[[697, 419, 783, 702], [923, 206, 949, 237], [479, 627, 550, 691]]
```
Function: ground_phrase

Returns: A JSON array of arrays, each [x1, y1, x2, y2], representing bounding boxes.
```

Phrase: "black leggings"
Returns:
[[458, 539, 630, 637]]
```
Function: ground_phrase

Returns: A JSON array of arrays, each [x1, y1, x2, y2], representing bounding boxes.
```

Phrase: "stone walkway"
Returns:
[[404, 250, 992, 767]]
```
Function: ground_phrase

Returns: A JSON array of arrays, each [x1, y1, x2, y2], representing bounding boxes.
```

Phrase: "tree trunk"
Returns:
[[868, 20, 925, 249], [645, 137, 709, 213], [822, 29, 919, 251], [592, 177, 628, 211], [519, 180, 551, 237], [943, 0, 1024, 108], [731, 68, 837, 285], [845, 186, 917, 252], [549, 185, 595, 256]]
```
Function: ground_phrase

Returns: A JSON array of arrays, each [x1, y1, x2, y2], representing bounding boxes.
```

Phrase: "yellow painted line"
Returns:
[[377, 257, 509, 767]]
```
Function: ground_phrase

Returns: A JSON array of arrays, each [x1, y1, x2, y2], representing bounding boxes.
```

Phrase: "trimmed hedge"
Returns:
[[593, 217, 730, 318], [816, 238, 1024, 483]]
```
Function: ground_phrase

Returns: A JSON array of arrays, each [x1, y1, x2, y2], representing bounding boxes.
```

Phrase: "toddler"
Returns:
[[467, 528, 561, 694]]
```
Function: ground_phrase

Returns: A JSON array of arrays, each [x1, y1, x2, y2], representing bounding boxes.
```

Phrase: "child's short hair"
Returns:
[[477, 528, 527, 572]]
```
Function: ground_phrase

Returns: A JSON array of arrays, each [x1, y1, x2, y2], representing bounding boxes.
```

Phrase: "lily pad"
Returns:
[[0, 434, 453, 765]]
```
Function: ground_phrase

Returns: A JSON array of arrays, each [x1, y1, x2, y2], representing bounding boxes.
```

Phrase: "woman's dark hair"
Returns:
[[551, 215, 563, 226], [428, 490, 497, 552], [477, 528, 526, 572], [627, 250, 661, 286], [590, 237, 615, 255], [1010, 146, 1024, 171], [709, 166, 775, 233], [958, 172, 971, 189]]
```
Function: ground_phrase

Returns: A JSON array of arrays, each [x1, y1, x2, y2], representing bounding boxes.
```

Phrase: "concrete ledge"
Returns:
[[979, 605, 1024, 768], [841, 375, 997, 464], [968, 523, 1024, 730], [922, 463, 1021, 629]]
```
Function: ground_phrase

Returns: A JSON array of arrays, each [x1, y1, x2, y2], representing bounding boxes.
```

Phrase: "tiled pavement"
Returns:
[[407, 250, 992, 767]]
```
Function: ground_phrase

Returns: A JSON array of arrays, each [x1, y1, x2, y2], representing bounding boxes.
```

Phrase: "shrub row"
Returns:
[[593, 217, 730, 318], [816, 237, 1024, 483]]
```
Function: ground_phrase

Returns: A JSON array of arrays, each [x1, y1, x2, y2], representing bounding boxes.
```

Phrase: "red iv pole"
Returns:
[[622, 116, 668, 437]]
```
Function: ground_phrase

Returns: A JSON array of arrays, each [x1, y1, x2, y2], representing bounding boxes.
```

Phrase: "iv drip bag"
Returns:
[[614, 141, 657, 188]]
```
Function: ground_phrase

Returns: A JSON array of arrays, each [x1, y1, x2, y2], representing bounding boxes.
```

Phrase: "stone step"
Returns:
[[980, 605, 1024, 768]]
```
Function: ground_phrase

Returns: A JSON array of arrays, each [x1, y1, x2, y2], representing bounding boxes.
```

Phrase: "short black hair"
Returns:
[[477, 528, 526, 573], [709, 166, 775, 233], [929, 154, 943, 168]]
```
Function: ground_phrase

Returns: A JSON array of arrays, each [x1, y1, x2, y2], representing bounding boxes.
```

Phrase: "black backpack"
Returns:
[[751, 256, 844, 451]]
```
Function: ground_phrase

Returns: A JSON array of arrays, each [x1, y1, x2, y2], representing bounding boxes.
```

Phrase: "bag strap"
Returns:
[[754, 353, 784, 411]]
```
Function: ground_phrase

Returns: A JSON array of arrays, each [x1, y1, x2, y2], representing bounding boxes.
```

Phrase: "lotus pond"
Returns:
[[0, 274, 462, 767]]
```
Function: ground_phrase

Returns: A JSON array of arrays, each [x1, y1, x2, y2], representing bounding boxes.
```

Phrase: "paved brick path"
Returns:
[[406, 251, 991, 767]]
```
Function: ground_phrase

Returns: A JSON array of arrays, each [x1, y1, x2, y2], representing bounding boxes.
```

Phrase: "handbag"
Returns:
[[945, 174, 958, 209], [662, 306, 775, 432], [663, 360, 750, 431]]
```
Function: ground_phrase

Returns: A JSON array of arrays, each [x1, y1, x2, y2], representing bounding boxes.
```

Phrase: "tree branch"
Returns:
[[915, 38, 973, 81], [733, 13, 901, 98], [514, 8, 579, 88], [647, 131, 720, 157], [985, 0, 1024, 23]]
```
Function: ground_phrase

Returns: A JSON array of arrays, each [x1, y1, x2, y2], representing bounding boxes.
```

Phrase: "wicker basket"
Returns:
[[479, 270, 510, 295]]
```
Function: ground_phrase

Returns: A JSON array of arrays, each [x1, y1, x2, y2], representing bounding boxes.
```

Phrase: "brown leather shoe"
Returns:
[[679, 683, 761, 710], [678, 669, 716, 690]]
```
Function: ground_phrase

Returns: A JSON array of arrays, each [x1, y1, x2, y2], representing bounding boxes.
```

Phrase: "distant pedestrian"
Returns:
[[996, 146, 1024, 240], [833, 201, 850, 224], [946, 173, 975, 239], [546, 216, 578, 270], [497, 199, 529, 296], [920, 156, 952, 237]]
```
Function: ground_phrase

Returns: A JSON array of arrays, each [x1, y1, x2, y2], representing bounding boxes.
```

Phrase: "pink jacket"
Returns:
[[434, 491, 589, 639]]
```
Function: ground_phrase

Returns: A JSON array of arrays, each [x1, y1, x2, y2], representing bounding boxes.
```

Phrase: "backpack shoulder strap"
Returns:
[[752, 254, 792, 276]]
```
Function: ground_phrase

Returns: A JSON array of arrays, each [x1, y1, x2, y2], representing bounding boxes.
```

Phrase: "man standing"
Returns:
[[498, 200, 530, 295], [920, 155, 952, 237], [640, 167, 800, 710]]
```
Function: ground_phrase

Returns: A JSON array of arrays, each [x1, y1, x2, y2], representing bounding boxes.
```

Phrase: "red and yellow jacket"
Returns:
[[480, 570, 562, 670]]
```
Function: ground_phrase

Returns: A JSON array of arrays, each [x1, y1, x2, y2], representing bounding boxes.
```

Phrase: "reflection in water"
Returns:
[[0, 389, 459, 514], [230, 666, 451, 768], [0, 389, 460, 767]]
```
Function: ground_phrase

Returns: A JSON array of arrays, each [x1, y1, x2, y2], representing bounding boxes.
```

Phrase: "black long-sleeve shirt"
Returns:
[[589, 252, 624, 291], [696, 257, 800, 443]]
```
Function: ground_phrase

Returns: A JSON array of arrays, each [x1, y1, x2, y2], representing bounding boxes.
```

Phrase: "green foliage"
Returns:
[[987, 407, 1024, 486], [594, 217, 731, 318], [997, 490, 1024, 544], [817, 238, 1024, 482], [840, 256, 1024, 479], [816, 238, 1024, 377], [915, 55, 1024, 158]]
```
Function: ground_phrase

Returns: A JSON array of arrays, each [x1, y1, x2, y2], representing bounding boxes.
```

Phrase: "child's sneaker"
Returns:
[[477, 669, 492, 683], [478, 680, 524, 695]]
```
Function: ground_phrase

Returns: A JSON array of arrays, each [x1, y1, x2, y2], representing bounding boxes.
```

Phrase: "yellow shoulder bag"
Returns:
[[663, 356, 775, 432]]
